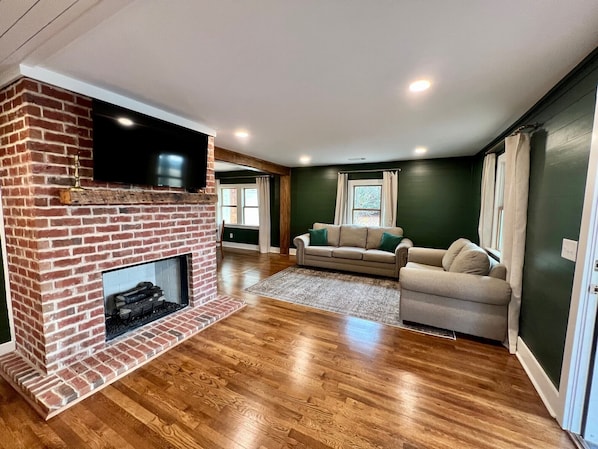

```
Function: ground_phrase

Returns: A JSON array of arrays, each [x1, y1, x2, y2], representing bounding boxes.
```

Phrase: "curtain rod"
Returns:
[[485, 122, 542, 155], [216, 174, 272, 180], [338, 168, 401, 174]]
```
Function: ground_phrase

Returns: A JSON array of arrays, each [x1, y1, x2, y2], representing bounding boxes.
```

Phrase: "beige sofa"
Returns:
[[399, 238, 512, 341], [293, 222, 413, 278]]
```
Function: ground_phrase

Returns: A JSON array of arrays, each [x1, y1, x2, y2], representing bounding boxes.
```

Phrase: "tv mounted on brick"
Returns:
[[92, 99, 209, 192]]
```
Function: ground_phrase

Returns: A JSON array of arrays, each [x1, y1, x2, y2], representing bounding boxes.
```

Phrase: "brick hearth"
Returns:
[[0, 295, 243, 418], [0, 77, 243, 419]]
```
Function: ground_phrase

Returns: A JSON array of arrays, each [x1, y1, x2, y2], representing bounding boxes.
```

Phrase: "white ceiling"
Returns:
[[2, 1, 598, 168]]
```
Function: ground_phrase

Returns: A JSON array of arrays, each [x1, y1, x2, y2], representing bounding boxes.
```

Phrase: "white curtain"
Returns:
[[256, 176, 271, 254], [334, 173, 349, 225], [478, 154, 496, 248], [381, 170, 398, 227], [501, 132, 531, 354], [215, 178, 221, 228]]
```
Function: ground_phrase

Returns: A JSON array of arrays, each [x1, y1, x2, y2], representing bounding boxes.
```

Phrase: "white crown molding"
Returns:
[[18, 64, 217, 137]]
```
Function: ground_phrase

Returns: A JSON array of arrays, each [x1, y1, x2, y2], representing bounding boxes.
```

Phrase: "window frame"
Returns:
[[219, 183, 259, 229], [347, 179, 383, 226]]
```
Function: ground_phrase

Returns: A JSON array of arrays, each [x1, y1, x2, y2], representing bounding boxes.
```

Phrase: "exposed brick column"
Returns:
[[0, 78, 217, 375]]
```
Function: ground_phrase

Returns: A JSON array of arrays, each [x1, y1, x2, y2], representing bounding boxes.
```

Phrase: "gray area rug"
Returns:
[[245, 266, 455, 339]]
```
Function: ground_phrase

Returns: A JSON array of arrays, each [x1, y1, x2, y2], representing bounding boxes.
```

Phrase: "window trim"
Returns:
[[219, 183, 259, 229], [347, 179, 383, 226]]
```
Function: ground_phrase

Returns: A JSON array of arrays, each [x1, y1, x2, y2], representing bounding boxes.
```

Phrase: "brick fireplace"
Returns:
[[0, 78, 244, 418]]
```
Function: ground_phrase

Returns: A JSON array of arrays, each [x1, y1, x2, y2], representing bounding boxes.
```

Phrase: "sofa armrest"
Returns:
[[400, 267, 512, 306], [395, 238, 414, 269], [293, 233, 309, 265], [407, 247, 446, 267]]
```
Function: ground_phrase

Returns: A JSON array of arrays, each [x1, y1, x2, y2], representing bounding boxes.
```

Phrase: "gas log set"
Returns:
[[105, 281, 186, 340]]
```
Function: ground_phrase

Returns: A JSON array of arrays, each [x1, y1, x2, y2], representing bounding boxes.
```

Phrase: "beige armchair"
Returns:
[[399, 238, 512, 342]]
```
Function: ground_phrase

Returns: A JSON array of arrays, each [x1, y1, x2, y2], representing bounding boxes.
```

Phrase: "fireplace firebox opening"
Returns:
[[103, 255, 189, 341]]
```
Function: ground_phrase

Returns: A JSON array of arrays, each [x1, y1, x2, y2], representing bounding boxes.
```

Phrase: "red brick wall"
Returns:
[[0, 78, 217, 374]]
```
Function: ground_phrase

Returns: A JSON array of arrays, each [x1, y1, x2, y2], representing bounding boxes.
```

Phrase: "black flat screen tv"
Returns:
[[92, 99, 209, 191]]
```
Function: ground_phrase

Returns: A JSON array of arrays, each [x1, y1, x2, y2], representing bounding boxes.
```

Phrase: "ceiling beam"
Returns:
[[214, 146, 290, 176], [214, 145, 291, 254]]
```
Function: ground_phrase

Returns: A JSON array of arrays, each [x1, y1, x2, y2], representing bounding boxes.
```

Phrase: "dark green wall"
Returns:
[[216, 171, 280, 247], [291, 157, 479, 249], [518, 52, 598, 386], [473, 49, 598, 387], [0, 238, 10, 344]]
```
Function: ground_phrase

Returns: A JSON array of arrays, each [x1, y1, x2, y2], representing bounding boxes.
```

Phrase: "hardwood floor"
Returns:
[[0, 249, 576, 449]]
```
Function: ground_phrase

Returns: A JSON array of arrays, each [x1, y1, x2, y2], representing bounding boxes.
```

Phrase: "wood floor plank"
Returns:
[[0, 249, 578, 448]]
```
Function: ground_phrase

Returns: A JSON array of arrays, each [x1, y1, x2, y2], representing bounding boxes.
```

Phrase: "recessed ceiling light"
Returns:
[[117, 117, 134, 127], [299, 155, 311, 164], [234, 130, 249, 138], [414, 146, 428, 154], [409, 79, 431, 92]]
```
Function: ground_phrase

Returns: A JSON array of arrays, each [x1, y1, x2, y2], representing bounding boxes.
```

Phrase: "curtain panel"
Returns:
[[501, 132, 531, 353], [256, 176, 271, 254], [381, 171, 398, 227], [334, 173, 349, 225]]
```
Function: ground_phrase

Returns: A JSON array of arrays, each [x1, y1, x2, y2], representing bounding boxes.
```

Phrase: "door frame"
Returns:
[[559, 85, 598, 431], [0, 188, 15, 355]]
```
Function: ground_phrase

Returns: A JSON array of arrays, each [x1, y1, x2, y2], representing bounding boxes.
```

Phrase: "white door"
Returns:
[[584, 329, 598, 443]]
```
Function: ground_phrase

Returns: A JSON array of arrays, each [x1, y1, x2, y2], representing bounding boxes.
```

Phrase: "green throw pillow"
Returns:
[[309, 228, 328, 246], [378, 232, 404, 252]]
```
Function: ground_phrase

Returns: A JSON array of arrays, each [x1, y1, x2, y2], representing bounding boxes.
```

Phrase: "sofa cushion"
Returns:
[[313, 222, 340, 247], [378, 232, 404, 252], [305, 246, 334, 257], [309, 228, 328, 246], [339, 225, 368, 248], [442, 238, 471, 271], [449, 243, 490, 275], [332, 247, 365, 260], [366, 226, 403, 249], [363, 249, 396, 263]]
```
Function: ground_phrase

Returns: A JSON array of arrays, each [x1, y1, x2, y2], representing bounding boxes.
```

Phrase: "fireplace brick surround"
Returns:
[[0, 78, 244, 418]]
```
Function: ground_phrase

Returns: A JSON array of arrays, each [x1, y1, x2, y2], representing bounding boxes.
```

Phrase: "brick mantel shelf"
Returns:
[[59, 188, 218, 205]]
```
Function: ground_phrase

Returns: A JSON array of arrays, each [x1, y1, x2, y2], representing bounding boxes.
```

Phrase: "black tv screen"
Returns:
[[92, 99, 209, 191]]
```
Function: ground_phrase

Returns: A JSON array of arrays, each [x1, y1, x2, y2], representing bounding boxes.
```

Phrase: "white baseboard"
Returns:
[[0, 340, 15, 357], [223, 242, 259, 251], [222, 242, 282, 254], [289, 248, 297, 256], [516, 336, 560, 418]]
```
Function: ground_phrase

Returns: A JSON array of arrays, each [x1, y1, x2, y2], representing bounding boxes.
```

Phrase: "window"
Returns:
[[348, 179, 382, 226], [219, 184, 259, 227], [490, 153, 506, 254]]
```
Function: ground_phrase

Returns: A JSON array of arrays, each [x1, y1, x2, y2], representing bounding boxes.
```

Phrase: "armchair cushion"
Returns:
[[449, 242, 490, 275], [442, 238, 470, 271]]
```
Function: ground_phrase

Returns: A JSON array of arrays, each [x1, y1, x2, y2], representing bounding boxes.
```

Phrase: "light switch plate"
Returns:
[[561, 238, 578, 262]]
